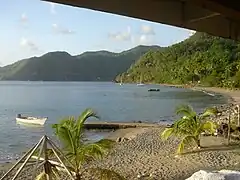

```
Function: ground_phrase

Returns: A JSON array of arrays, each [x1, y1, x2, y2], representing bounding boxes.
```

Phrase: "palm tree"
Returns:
[[161, 104, 217, 154], [51, 108, 121, 180]]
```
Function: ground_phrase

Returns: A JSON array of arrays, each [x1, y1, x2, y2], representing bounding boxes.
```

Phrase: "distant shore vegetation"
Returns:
[[117, 32, 240, 89]]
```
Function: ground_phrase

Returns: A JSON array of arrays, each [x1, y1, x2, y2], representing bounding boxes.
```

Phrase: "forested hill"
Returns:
[[116, 32, 240, 88], [0, 45, 160, 81]]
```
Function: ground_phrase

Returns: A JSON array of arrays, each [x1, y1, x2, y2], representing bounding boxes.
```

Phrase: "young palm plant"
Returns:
[[161, 104, 217, 154], [51, 108, 124, 180]]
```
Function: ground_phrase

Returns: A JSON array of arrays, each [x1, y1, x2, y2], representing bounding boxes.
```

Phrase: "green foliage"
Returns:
[[0, 45, 160, 81], [52, 108, 118, 179], [161, 104, 217, 154], [118, 32, 240, 88]]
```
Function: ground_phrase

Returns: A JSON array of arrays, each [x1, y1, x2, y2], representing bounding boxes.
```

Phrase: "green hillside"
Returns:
[[0, 45, 160, 81], [117, 32, 240, 88]]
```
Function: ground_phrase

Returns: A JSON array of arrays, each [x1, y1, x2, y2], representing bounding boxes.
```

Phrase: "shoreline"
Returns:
[[191, 86, 240, 104], [160, 83, 240, 104]]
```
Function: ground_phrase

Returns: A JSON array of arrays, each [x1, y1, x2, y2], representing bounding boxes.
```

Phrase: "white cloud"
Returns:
[[141, 25, 155, 35], [108, 26, 131, 41], [20, 13, 28, 23], [132, 35, 154, 45], [139, 35, 150, 44], [50, 3, 56, 14], [20, 37, 39, 52], [52, 24, 75, 35]]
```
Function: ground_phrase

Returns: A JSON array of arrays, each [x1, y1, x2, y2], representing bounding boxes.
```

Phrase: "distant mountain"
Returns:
[[0, 45, 160, 81]]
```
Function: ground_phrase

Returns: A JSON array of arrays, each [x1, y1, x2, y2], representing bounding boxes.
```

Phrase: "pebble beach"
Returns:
[[1, 87, 240, 179], [1, 127, 240, 179], [84, 127, 240, 180]]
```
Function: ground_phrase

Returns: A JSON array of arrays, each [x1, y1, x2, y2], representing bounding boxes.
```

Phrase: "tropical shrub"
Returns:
[[161, 104, 217, 154]]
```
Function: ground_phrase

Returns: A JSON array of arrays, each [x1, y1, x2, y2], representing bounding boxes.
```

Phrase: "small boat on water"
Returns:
[[137, 83, 145, 86], [16, 114, 47, 125], [148, 88, 160, 92]]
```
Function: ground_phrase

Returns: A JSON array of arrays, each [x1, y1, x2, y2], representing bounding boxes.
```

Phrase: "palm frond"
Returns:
[[177, 139, 185, 154], [80, 143, 107, 160], [201, 121, 217, 134], [95, 139, 115, 149], [56, 126, 76, 153], [77, 109, 98, 126], [52, 108, 113, 176], [200, 107, 218, 119], [175, 104, 196, 117], [172, 117, 196, 137], [161, 128, 174, 140], [170, 104, 218, 154], [76, 109, 98, 136], [177, 136, 196, 154], [76, 139, 113, 166]]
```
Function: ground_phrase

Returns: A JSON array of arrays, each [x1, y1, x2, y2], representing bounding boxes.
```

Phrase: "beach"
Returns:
[[1, 127, 240, 179], [79, 127, 240, 180], [84, 87, 240, 179], [1, 85, 240, 179]]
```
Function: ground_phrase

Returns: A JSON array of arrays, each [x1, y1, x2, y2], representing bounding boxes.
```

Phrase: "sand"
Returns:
[[81, 127, 240, 180], [1, 129, 240, 180], [1, 127, 240, 179]]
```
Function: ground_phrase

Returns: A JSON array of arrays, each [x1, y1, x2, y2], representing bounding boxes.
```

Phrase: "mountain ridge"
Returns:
[[0, 45, 160, 81]]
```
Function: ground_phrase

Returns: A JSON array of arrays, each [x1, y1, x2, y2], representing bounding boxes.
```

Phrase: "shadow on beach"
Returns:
[[182, 142, 240, 155]]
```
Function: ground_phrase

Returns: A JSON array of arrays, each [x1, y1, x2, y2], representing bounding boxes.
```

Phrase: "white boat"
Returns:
[[16, 114, 47, 125], [137, 74, 145, 86], [119, 76, 123, 86], [137, 83, 145, 86]]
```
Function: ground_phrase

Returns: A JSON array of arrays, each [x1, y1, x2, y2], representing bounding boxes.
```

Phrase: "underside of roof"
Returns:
[[43, 0, 240, 41]]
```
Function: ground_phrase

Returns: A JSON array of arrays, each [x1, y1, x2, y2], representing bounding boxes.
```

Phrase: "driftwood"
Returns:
[[31, 156, 76, 175]]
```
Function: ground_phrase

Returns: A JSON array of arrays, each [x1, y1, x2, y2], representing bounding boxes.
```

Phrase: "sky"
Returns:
[[0, 0, 195, 66]]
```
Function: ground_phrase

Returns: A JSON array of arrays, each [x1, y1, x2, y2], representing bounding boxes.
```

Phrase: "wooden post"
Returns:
[[43, 136, 52, 180], [12, 137, 44, 180], [47, 138, 75, 180], [237, 105, 240, 127], [1, 147, 35, 179], [32, 136, 45, 178], [1, 135, 75, 180], [227, 113, 231, 145], [47, 137, 74, 168], [0, 136, 45, 180]]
